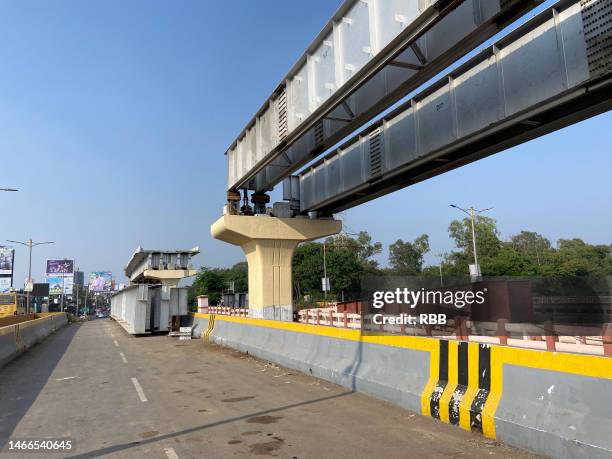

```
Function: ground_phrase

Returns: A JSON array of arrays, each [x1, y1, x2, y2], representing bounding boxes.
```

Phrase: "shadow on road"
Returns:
[[0, 322, 80, 446], [67, 389, 355, 458]]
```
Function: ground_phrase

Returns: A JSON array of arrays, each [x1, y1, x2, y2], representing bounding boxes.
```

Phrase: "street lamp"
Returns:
[[7, 239, 54, 313], [449, 205, 493, 280], [1, 188, 18, 192]]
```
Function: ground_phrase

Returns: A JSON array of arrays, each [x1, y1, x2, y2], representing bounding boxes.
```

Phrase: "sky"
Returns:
[[0, 0, 610, 287]]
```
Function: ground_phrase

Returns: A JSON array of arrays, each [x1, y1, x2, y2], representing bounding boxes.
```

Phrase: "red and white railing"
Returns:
[[297, 308, 361, 329], [202, 306, 249, 317]]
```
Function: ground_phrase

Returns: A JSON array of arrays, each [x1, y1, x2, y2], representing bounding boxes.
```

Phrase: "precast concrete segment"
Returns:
[[211, 215, 341, 320], [192, 313, 612, 459]]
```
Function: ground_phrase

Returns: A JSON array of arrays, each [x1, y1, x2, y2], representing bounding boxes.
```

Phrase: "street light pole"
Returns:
[[323, 243, 328, 301], [449, 205, 493, 279], [6, 239, 54, 313], [435, 252, 447, 287]]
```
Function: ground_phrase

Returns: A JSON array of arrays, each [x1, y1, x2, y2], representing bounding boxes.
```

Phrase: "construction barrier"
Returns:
[[0, 313, 68, 369], [191, 313, 612, 459]]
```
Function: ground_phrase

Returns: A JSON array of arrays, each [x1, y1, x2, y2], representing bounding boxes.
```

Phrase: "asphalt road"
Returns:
[[0, 320, 541, 459]]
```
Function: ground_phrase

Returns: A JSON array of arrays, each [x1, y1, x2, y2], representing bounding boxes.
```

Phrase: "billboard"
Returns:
[[0, 247, 14, 275], [89, 272, 112, 292], [0, 277, 11, 293], [46, 259, 74, 276], [47, 276, 73, 295]]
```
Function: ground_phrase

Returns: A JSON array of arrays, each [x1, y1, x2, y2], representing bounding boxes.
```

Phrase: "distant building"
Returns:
[[74, 271, 85, 286]]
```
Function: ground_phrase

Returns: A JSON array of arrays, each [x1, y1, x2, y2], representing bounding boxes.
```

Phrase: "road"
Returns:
[[0, 320, 540, 458]]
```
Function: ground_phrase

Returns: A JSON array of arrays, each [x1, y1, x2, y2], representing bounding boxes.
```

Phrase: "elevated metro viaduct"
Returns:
[[212, 0, 612, 323], [207, 1, 612, 457]]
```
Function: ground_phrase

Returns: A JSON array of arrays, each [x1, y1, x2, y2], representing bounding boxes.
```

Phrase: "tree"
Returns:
[[552, 239, 612, 276], [448, 215, 501, 261], [326, 231, 382, 270], [388, 234, 430, 275], [225, 262, 248, 293], [481, 246, 539, 276], [188, 267, 228, 308], [508, 231, 552, 265], [293, 233, 370, 301]]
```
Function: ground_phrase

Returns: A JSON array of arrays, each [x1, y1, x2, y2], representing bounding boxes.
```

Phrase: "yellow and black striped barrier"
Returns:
[[421, 340, 492, 434], [202, 314, 217, 343]]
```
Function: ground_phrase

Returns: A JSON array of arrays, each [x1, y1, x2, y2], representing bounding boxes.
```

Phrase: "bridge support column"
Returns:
[[211, 215, 341, 321]]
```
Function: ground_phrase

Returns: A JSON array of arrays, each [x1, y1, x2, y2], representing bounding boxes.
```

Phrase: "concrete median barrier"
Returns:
[[0, 313, 68, 369], [191, 313, 612, 458]]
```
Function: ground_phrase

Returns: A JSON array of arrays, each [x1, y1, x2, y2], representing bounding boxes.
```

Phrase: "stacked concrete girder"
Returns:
[[124, 246, 199, 287], [211, 215, 341, 320]]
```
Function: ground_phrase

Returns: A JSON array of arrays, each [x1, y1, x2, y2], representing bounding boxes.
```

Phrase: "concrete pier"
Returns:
[[211, 215, 341, 320]]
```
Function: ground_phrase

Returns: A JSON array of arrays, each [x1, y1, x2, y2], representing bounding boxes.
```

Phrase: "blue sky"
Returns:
[[0, 0, 610, 286]]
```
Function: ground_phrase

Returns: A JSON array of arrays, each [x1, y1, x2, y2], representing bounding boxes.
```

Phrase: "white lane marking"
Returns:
[[56, 376, 78, 381], [131, 377, 148, 402], [114, 340, 119, 347], [164, 447, 179, 459], [119, 352, 128, 364]]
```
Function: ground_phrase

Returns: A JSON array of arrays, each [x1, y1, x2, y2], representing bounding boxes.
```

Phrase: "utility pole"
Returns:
[[449, 205, 493, 280], [435, 252, 447, 287], [7, 239, 54, 313], [322, 242, 328, 301], [61, 271, 66, 312]]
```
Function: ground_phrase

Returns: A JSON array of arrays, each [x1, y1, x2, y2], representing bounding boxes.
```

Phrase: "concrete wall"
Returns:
[[0, 313, 68, 369], [191, 313, 612, 459]]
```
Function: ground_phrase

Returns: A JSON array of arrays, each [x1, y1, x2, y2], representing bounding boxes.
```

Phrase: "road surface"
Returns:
[[0, 320, 541, 458]]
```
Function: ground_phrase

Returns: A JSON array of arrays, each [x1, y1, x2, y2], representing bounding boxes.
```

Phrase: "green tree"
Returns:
[[225, 261, 248, 293], [552, 239, 612, 276], [293, 233, 370, 301], [188, 267, 227, 308], [508, 231, 552, 266], [480, 246, 539, 276], [326, 231, 382, 270], [388, 234, 430, 275], [448, 216, 501, 261]]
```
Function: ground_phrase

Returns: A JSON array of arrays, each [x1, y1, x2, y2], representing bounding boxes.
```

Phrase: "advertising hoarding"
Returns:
[[89, 272, 112, 292], [46, 259, 74, 276], [0, 277, 11, 293], [0, 247, 14, 275], [47, 276, 74, 295]]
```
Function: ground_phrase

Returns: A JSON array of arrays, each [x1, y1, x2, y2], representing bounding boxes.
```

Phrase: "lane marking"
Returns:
[[114, 340, 119, 347], [131, 377, 148, 402], [164, 447, 179, 459], [56, 376, 78, 381], [119, 352, 128, 364]]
